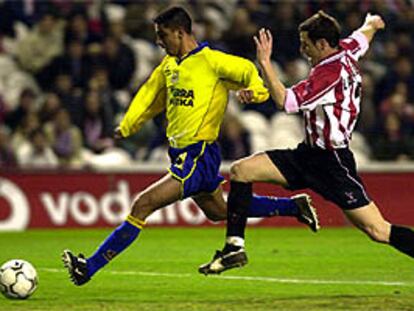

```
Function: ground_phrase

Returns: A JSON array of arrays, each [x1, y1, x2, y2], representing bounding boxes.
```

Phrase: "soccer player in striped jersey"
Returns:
[[61, 6, 319, 286], [200, 11, 414, 275]]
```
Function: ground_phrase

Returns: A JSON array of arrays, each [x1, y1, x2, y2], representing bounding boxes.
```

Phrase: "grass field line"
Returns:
[[41, 268, 414, 287]]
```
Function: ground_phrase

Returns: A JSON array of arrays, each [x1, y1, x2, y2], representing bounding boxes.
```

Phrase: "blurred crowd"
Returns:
[[0, 0, 413, 170]]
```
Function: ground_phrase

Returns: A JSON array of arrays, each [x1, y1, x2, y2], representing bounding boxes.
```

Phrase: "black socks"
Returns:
[[389, 225, 414, 258], [226, 181, 252, 238]]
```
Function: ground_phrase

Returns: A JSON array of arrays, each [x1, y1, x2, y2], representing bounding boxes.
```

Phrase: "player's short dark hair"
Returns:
[[154, 6, 192, 34], [299, 10, 341, 48]]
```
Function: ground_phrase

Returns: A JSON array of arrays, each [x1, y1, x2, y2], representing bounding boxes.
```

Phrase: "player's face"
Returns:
[[299, 32, 320, 66], [155, 24, 181, 56]]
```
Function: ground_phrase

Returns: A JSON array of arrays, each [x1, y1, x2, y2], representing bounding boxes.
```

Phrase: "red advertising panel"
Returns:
[[0, 171, 413, 230]]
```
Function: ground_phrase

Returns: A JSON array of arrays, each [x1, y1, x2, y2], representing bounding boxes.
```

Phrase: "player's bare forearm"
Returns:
[[259, 60, 286, 109], [254, 28, 286, 109], [357, 13, 385, 43]]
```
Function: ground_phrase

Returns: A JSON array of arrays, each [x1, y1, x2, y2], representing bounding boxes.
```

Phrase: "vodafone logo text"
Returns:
[[40, 181, 131, 226], [0, 176, 229, 230], [39, 180, 217, 227], [0, 174, 262, 230]]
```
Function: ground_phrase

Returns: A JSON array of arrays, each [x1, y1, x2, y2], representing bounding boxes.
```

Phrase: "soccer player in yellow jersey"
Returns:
[[62, 6, 319, 285]]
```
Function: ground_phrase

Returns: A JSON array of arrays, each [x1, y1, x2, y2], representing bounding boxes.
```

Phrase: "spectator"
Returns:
[[88, 67, 121, 117], [43, 39, 91, 89], [283, 59, 309, 86], [5, 88, 37, 130], [200, 18, 228, 52], [44, 108, 83, 167], [11, 112, 40, 151], [372, 112, 414, 161], [269, 2, 301, 63], [377, 56, 414, 102], [0, 126, 17, 168], [0, 1, 413, 165], [15, 12, 65, 77], [64, 10, 102, 46], [357, 73, 376, 135], [0, 1, 54, 33], [221, 7, 257, 60], [101, 36, 135, 90], [81, 90, 114, 153], [144, 115, 167, 161], [379, 83, 414, 127], [16, 127, 59, 169], [53, 73, 83, 127], [39, 92, 62, 124], [219, 114, 251, 160], [123, 1, 158, 41], [243, 0, 272, 28]]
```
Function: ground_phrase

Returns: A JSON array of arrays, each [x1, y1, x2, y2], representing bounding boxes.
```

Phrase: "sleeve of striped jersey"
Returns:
[[119, 62, 166, 137], [284, 65, 341, 114], [207, 49, 269, 103], [339, 31, 369, 61]]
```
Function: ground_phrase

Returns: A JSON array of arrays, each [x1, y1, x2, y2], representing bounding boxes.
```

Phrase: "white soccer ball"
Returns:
[[0, 259, 38, 299]]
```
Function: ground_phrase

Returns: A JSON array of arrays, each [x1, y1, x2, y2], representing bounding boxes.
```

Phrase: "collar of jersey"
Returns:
[[315, 49, 344, 67], [176, 42, 209, 64]]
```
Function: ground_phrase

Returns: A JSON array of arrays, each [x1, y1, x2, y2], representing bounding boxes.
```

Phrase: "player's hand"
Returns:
[[254, 28, 273, 66], [236, 89, 253, 103], [364, 13, 385, 30], [113, 127, 123, 140]]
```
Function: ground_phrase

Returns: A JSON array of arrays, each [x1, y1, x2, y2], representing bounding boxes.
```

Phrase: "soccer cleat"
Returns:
[[61, 250, 90, 286], [198, 246, 248, 275], [292, 194, 320, 232]]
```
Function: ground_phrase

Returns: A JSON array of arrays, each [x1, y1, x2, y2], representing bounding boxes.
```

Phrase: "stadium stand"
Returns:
[[0, 0, 413, 169]]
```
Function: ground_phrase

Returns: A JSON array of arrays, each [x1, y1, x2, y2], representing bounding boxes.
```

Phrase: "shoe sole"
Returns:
[[61, 250, 81, 286], [303, 195, 320, 232], [62, 250, 72, 271]]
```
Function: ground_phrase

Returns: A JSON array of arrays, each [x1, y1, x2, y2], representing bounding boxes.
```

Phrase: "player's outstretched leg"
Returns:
[[61, 214, 145, 286], [345, 202, 414, 259], [61, 175, 181, 285], [247, 193, 320, 232]]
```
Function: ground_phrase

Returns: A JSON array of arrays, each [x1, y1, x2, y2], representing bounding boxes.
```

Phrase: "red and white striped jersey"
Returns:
[[284, 31, 369, 149]]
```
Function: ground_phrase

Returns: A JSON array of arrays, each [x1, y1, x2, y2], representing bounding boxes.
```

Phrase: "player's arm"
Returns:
[[254, 28, 286, 109], [115, 63, 166, 139], [356, 13, 385, 44], [255, 29, 341, 114], [340, 13, 385, 63], [208, 49, 269, 104]]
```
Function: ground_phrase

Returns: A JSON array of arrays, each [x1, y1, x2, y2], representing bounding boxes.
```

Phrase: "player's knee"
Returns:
[[230, 160, 249, 182], [362, 223, 389, 244], [205, 210, 226, 222]]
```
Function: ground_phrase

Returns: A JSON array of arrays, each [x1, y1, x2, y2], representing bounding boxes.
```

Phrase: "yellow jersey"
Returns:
[[119, 43, 269, 148]]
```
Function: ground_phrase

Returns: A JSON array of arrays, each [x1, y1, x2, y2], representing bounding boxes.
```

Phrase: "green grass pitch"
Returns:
[[0, 227, 413, 310]]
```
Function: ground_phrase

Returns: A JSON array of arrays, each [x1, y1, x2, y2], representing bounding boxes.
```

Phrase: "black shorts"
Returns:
[[266, 142, 371, 210]]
